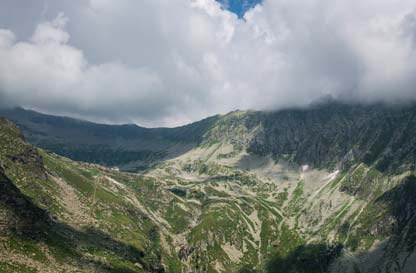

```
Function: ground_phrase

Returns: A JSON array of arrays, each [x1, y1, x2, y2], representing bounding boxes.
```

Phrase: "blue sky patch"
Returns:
[[215, 0, 262, 18]]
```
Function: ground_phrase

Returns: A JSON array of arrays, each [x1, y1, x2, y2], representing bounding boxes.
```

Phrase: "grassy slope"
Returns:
[[1, 112, 416, 273]]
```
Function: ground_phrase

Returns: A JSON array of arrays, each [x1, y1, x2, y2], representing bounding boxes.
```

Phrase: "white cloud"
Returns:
[[0, 0, 415, 126], [0, 14, 163, 125]]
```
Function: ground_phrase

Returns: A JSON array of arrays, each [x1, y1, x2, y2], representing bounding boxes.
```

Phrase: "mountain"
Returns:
[[0, 107, 219, 171], [1, 102, 416, 272], [3, 103, 416, 173]]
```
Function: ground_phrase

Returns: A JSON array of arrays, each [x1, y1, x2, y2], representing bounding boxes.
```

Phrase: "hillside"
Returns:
[[0, 103, 416, 272], [2, 103, 416, 173], [0, 108, 219, 172]]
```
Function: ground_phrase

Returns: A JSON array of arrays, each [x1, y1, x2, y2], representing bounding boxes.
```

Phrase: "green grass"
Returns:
[[165, 202, 191, 234], [6, 236, 48, 263], [287, 180, 305, 216], [0, 262, 36, 273], [275, 190, 288, 207]]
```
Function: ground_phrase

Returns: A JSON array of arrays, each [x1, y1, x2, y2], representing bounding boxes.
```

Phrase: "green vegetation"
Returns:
[[288, 181, 305, 215], [266, 243, 343, 273], [0, 262, 36, 273], [165, 202, 191, 233], [2, 102, 416, 273]]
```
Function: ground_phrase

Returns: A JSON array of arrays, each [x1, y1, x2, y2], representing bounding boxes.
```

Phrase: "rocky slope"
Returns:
[[3, 102, 416, 174], [0, 103, 416, 273]]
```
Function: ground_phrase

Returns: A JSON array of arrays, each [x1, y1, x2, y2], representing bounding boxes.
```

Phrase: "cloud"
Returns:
[[0, 0, 415, 126], [0, 14, 165, 125]]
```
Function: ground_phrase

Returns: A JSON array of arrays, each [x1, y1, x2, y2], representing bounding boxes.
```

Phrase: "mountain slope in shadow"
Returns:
[[0, 107, 219, 171]]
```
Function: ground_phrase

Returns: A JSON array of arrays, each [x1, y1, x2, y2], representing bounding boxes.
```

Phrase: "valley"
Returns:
[[1, 103, 416, 272]]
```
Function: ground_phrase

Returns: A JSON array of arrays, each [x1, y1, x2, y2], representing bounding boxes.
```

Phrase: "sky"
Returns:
[[216, 0, 262, 18], [0, 0, 415, 127]]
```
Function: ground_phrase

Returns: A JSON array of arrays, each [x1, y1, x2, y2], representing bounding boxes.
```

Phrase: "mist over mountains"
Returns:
[[1, 0, 416, 272], [1, 0, 416, 126]]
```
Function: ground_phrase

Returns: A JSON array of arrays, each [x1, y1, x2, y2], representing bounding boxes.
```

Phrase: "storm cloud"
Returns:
[[0, 0, 415, 126]]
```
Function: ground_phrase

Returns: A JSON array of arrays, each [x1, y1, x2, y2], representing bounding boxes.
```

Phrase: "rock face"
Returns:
[[0, 118, 50, 236], [247, 103, 416, 173], [0, 166, 49, 236], [1, 103, 416, 273]]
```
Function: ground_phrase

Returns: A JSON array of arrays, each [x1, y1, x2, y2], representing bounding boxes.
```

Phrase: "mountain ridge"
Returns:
[[0, 107, 220, 171], [2, 102, 416, 173]]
